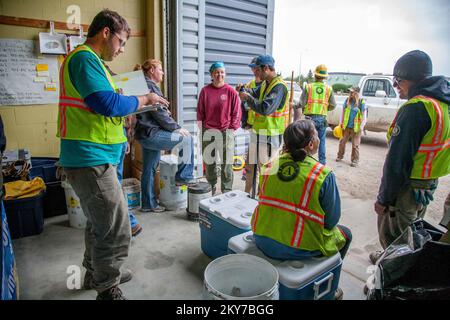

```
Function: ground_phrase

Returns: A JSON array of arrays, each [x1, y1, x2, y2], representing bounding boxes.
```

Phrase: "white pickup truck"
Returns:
[[327, 75, 407, 132]]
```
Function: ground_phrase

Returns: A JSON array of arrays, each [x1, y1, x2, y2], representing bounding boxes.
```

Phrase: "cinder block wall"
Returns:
[[0, 0, 148, 157]]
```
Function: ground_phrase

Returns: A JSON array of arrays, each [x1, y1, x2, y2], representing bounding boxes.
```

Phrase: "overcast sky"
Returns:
[[273, 0, 450, 78]]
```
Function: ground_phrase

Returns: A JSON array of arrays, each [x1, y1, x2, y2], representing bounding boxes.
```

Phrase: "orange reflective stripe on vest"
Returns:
[[256, 161, 326, 248], [416, 95, 447, 178], [57, 48, 94, 138], [306, 83, 331, 115], [291, 162, 325, 247]]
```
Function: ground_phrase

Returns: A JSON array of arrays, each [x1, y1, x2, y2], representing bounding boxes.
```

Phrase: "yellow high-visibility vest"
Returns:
[[57, 45, 126, 144], [304, 82, 332, 116], [387, 95, 450, 179], [251, 154, 346, 256]]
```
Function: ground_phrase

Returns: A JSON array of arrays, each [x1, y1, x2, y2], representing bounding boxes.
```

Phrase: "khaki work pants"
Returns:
[[377, 179, 438, 249], [337, 128, 361, 164], [202, 129, 235, 193], [244, 132, 282, 195], [64, 164, 131, 292]]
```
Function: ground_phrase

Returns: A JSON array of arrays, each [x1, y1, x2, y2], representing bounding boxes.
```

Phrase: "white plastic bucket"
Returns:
[[159, 155, 187, 210], [61, 180, 87, 229], [203, 254, 279, 300]]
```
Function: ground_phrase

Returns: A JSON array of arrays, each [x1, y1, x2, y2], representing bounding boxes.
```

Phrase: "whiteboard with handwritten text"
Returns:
[[0, 39, 59, 106]]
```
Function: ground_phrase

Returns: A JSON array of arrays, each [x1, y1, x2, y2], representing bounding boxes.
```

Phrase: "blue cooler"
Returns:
[[199, 190, 258, 259], [228, 231, 343, 300]]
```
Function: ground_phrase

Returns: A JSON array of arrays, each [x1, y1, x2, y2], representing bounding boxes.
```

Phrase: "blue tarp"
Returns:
[[1, 201, 18, 300]]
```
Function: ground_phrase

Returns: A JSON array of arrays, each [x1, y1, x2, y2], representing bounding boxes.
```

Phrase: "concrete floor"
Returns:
[[12, 172, 377, 300]]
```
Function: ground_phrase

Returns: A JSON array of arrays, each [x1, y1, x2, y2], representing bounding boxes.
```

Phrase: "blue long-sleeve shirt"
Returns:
[[84, 91, 138, 117]]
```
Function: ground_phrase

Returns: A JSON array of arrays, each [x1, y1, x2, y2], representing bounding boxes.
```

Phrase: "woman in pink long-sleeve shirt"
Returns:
[[197, 62, 242, 195]]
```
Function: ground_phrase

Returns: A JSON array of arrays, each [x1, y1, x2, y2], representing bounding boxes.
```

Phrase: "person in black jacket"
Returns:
[[370, 50, 450, 264], [134, 59, 195, 213]]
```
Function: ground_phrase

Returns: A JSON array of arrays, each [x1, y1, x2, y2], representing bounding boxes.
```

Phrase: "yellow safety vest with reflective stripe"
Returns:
[[387, 95, 450, 179], [252, 76, 289, 136], [304, 82, 332, 116], [343, 99, 365, 133], [246, 79, 266, 126], [57, 44, 126, 144], [251, 154, 346, 256]]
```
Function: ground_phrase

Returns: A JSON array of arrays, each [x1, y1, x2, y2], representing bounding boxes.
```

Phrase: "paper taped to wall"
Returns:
[[0, 39, 59, 106]]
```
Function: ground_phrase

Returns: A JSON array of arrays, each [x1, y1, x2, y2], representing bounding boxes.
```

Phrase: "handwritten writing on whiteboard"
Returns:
[[0, 39, 59, 106]]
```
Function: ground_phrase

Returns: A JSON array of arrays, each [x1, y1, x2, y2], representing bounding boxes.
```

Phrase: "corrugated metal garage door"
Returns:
[[168, 0, 274, 176], [204, 0, 274, 86]]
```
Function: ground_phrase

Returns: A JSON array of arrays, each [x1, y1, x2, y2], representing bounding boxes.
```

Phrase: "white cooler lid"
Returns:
[[228, 231, 342, 288], [276, 253, 342, 288], [199, 190, 258, 229]]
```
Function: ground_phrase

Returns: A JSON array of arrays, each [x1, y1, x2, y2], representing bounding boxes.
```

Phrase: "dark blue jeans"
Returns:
[[306, 115, 328, 165], [138, 130, 194, 209]]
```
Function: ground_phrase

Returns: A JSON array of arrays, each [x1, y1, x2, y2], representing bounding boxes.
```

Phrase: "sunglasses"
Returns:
[[393, 77, 404, 87]]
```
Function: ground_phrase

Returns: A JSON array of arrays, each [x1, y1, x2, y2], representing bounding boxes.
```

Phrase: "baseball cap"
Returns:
[[248, 54, 275, 68]]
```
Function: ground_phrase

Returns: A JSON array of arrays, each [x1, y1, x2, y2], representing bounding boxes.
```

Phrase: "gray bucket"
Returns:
[[203, 254, 279, 300]]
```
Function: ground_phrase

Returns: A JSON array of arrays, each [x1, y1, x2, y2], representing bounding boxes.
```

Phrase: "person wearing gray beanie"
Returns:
[[370, 50, 450, 266]]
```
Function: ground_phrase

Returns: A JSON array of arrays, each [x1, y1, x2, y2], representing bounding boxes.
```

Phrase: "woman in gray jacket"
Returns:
[[134, 60, 195, 213]]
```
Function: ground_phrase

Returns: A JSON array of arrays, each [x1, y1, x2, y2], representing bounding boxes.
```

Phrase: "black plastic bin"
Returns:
[[4, 191, 45, 240], [43, 181, 67, 218]]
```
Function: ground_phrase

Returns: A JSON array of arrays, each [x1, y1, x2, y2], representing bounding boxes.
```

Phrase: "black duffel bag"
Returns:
[[368, 219, 450, 300]]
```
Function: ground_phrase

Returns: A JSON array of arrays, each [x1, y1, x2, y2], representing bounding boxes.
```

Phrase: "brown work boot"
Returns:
[[334, 287, 344, 300], [96, 286, 127, 300], [369, 250, 383, 264], [131, 224, 143, 237], [84, 269, 133, 290]]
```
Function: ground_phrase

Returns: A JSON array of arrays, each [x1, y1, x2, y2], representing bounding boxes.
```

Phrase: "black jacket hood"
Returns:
[[409, 76, 450, 105]]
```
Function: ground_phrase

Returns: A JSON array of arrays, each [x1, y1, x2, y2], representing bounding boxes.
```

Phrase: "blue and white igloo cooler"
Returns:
[[199, 190, 258, 259], [228, 231, 343, 300]]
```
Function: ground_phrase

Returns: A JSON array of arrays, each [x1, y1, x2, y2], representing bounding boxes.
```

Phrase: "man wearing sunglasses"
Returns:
[[57, 9, 169, 300], [370, 50, 450, 264]]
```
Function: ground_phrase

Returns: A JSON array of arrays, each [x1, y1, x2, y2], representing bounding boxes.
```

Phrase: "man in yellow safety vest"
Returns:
[[371, 50, 450, 264], [294, 64, 336, 164], [238, 55, 290, 197], [57, 9, 169, 300]]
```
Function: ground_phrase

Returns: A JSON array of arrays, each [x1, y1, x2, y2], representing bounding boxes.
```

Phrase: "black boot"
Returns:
[[96, 286, 127, 300]]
